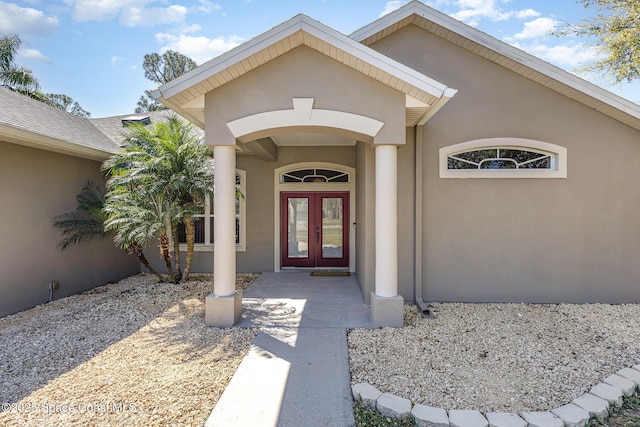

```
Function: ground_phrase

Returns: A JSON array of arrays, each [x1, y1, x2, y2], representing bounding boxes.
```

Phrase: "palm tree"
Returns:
[[103, 115, 213, 283], [53, 181, 107, 251], [102, 182, 173, 282], [53, 181, 164, 281], [0, 33, 40, 94], [151, 116, 213, 281]]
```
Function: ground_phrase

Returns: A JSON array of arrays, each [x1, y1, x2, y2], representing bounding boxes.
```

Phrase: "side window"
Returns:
[[440, 138, 567, 178], [178, 169, 246, 250]]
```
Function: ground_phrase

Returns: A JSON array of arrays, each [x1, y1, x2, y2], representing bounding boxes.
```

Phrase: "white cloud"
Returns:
[[512, 41, 604, 69], [379, 1, 408, 18], [66, 0, 186, 26], [0, 1, 58, 36], [120, 4, 187, 27], [447, 0, 542, 26], [452, 0, 509, 25], [181, 24, 201, 34], [512, 17, 559, 40], [18, 48, 50, 63], [111, 55, 125, 65], [196, 0, 221, 14], [154, 33, 243, 64], [515, 9, 539, 19]]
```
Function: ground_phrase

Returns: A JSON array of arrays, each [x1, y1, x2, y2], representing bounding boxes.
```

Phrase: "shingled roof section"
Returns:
[[0, 87, 119, 160], [0, 88, 203, 161], [89, 110, 203, 145]]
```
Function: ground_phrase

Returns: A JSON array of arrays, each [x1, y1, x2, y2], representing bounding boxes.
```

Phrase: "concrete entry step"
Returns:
[[235, 272, 371, 329]]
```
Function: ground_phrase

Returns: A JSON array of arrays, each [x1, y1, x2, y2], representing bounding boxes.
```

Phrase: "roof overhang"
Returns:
[[152, 14, 457, 129], [351, 0, 640, 132], [0, 124, 113, 161]]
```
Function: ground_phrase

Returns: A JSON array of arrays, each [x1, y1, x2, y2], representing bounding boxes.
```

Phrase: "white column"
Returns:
[[213, 145, 236, 297], [375, 144, 398, 298]]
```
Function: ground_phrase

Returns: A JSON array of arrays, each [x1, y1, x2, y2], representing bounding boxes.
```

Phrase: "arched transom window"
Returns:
[[281, 168, 350, 183], [440, 138, 567, 178], [448, 147, 552, 170]]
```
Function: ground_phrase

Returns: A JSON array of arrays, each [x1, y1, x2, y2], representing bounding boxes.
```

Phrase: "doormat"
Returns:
[[310, 271, 351, 277]]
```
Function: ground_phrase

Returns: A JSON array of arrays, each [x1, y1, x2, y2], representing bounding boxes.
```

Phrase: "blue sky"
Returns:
[[3, 0, 639, 118]]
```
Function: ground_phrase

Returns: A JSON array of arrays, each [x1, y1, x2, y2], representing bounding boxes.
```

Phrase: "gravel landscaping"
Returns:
[[348, 303, 640, 414], [3, 273, 640, 425], [0, 273, 258, 427]]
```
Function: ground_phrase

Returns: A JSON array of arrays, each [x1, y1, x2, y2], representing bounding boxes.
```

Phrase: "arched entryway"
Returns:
[[274, 163, 356, 272]]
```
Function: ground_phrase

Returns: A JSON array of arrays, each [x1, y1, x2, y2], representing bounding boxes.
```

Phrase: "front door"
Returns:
[[281, 192, 349, 268]]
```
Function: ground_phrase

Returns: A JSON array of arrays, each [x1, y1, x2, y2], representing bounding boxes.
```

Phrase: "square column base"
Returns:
[[371, 292, 404, 328], [205, 291, 243, 327]]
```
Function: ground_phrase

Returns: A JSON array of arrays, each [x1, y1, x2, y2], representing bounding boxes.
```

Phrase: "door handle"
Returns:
[[316, 226, 320, 241]]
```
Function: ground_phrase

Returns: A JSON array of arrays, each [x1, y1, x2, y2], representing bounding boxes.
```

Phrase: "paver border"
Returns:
[[352, 365, 640, 426]]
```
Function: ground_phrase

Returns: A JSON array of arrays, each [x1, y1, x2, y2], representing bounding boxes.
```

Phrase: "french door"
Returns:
[[281, 192, 349, 268]]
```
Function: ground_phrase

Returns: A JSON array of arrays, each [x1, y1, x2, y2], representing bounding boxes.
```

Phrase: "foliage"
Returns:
[[0, 33, 39, 94], [102, 115, 213, 283], [555, 0, 640, 83], [0, 33, 91, 117], [353, 400, 416, 427], [136, 50, 197, 113], [52, 181, 108, 251], [53, 181, 162, 280], [142, 50, 197, 85], [588, 390, 640, 426], [40, 93, 91, 118], [135, 90, 167, 113]]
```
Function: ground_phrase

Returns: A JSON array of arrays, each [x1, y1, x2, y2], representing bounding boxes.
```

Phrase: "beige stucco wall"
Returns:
[[203, 45, 406, 146], [371, 24, 640, 303], [0, 142, 140, 318]]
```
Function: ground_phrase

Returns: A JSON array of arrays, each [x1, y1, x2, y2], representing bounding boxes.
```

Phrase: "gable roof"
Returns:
[[351, 0, 640, 132], [152, 14, 457, 129], [0, 87, 118, 161]]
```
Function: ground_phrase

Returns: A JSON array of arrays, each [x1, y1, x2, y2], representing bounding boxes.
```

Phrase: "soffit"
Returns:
[[351, 1, 640, 132], [153, 14, 456, 129]]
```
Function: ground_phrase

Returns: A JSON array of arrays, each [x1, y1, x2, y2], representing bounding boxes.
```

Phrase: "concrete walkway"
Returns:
[[204, 272, 371, 427]]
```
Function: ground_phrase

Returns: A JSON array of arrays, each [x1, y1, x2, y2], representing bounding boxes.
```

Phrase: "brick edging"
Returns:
[[352, 365, 640, 426]]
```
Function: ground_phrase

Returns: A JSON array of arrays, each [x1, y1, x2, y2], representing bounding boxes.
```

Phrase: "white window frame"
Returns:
[[179, 169, 246, 252], [439, 138, 567, 179]]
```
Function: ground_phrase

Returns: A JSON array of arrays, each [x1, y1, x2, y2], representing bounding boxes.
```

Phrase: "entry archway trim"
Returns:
[[227, 98, 384, 143]]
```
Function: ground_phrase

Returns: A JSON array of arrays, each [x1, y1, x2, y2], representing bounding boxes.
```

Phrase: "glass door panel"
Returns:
[[287, 198, 309, 258], [321, 197, 343, 259]]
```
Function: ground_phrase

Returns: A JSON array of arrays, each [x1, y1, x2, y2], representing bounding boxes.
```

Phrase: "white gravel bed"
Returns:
[[0, 273, 258, 427], [348, 303, 640, 413]]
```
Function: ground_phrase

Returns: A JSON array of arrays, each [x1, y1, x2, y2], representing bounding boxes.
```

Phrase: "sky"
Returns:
[[2, 0, 639, 118]]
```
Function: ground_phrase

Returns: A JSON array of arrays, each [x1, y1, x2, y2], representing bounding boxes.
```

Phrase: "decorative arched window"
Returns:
[[280, 168, 350, 183], [439, 138, 567, 178]]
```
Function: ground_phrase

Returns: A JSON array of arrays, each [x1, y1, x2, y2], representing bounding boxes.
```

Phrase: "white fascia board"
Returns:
[[299, 17, 449, 100], [155, 16, 309, 101], [350, 0, 421, 41], [0, 124, 112, 161], [352, 1, 640, 123], [155, 13, 451, 106]]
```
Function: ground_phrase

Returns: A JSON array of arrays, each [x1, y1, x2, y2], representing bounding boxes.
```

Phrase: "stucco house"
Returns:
[[149, 1, 640, 327], [3, 1, 640, 327], [0, 87, 143, 318]]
